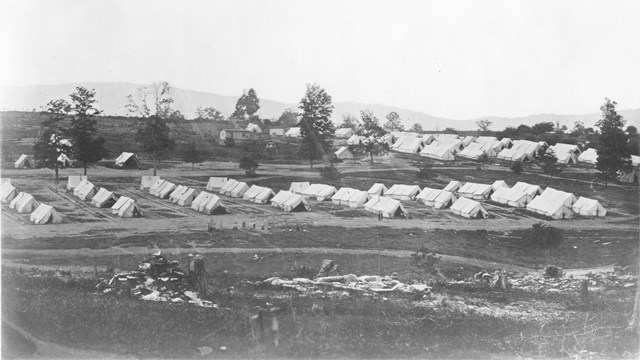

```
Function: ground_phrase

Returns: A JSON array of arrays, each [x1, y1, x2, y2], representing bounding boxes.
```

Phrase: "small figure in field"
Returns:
[[242, 221, 246, 229]]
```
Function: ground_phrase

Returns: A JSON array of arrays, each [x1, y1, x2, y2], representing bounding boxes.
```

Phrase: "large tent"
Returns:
[[363, 196, 408, 218], [547, 143, 581, 164], [497, 140, 542, 162], [111, 197, 141, 218], [114, 152, 142, 169], [346, 190, 370, 208], [289, 181, 310, 194], [91, 188, 119, 208], [74, 180, 97, 201], [149, 179, 168, 196], [385, 184, 421, 201], [206, 177, 228, 191], [67, 176, 88, 191], [300, 184, 337, 201], [578, 148, 598, 165], [157, 181, 177, 199], [225, 181, 249, 198], [14, 154, 31, 168], [1, 182, 18, 204], [140, 176, 160, 190], [572, 197, 607, 217], [489, 182, 538, 208], [335, 128, 354, 138], [220, 179, 240, 195], [457, 182, 494, 200], [334, 146, 353, 160], [443, 181, 462, 193], [491, 180, 508, 191], [416, 188, 457, 209], [526, 187, 576, 219], [10, 192, 39, 213], [271, 190, 311, 212], [367, 183, 388, 196], [30, 204, 63, 224], [331, 187, 357, 205], [419, 144, 456, 161], [191, 191, 228, 214], [243, 185, 275, 204], [169, 185, 189, 203], [450, 197, 489, 219], [391, 132, 427, 153]]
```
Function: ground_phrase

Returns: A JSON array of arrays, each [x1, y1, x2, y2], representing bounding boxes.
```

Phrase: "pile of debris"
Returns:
[[510, 271, 637, 294], [96, 251, 216, 308]]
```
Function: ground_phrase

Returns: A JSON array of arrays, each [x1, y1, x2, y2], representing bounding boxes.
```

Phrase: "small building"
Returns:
[[269, 128, 285, 137], [219, 129, 255, 141]]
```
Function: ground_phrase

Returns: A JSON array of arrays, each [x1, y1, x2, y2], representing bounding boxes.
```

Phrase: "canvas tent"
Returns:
[[419, 144, 456, 161], [385, 184, 421, 201], [111, 197, 141, 218], [57, 154, 74, 167], [335, 128, 354, 138], [149, 179, 168, 196], [74, 180, 97, 201], [226, 181, 249, 198], [491, 180, 508, 191], [10, 192, 39, 213], [363, 196, 408, 218], [114, 152, 142, 169], [526, 187, 576, 219], [367, 183, 388, 196], [289, 181, 310, 194], [572, 197, 607, 217], [346, 190, 370, 208], [1, 182, 18, 204], [450, 197, 489, 219], [443, 181, 462, 193], [157, 181, 177, 199], [169, 185, 189, 203], [67, 176, 87, 191], [578, 148, 598, 165], [30, 204, 63, 224], [91, 188, 118, 208], [301, 184, 337, 201], [461, 136, 476, 146], [243, 185, 275, 204], [246, 123, 262, 133], [331, 187, 357, 206], [416, 188, 457, 209], [489, 182, 540, 208], [14, 154, 31, 168], [457, 183, 494, 200], [497, 140, 542, 162], [270, 190, 311, 212], [334, 146, 353, 160], [548, 143, 581, 165], [0, 178, 11, 185], [347, 135, 364, 146], [220, 179, 240, 195], [175, 187, 198, 206], [140, 176, 160, 190], [206, 177, 228, 191], [285, 127, 301, 137]]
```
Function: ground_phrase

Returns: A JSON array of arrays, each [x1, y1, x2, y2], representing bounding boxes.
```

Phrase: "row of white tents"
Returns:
[[67, 176, 141, 217], [1, 179, 63, 224]]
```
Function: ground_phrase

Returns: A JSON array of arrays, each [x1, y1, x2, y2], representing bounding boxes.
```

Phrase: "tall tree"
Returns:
[[298, 84, 335, 169], [126, 82, 177, 176], [410, 123, 423, 132], [277, 108, 298, 127], [339, 113, 360, 131], [195, 106, 225, 121], [179, 142, 206, 170], [626, 125, 639, 156], [355, 110, 390, 165], [67, 87, 109, 175], [232, 88, 260, 118], [476, 119, 492, 133], [385, 112, 403, 132], [33, 99, 72, 182], [596, 98, 631, 185]]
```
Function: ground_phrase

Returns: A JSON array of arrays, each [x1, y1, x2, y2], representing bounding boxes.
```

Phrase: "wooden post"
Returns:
[[188, 254, 207, 296]]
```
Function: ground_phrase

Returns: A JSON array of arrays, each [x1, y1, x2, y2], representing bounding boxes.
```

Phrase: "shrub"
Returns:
[[224, 137, 235, 147], [415, 160, 435, 179], [510, 161, 523, 175], [239, 154, 258, 177], [522, 222, 563, 250], [409, 246, 441, 276], [319, 165, 341, 181]]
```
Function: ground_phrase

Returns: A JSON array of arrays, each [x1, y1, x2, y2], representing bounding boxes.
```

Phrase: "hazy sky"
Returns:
[[1, 0, 639, 119]]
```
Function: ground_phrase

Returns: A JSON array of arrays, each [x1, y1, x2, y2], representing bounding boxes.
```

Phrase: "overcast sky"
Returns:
[[1, 0, 639, 119]]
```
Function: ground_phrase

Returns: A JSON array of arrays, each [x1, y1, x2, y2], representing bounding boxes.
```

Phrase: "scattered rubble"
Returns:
[[96, 251, 217, 308], [509, 271, 637, 294], [543, 265, 563, 278]]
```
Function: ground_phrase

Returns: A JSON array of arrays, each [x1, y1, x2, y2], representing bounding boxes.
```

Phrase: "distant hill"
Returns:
[[1, 82, 638, 131]]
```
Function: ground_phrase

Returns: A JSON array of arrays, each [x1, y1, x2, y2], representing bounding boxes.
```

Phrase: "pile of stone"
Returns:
[[95, 251, 216, 308], [509, 271, 637, 294], [262, 273, 431, 294]]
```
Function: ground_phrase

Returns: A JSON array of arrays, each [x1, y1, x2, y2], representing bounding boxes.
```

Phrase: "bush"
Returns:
[[224, 137, 235, 147], [319, 165, 341, 181], [522, 222, 563, 250], [415, 160, 435, 179], [409, 246, 441, 276], [239, 154, 258, 177], [510, 161, 523, 175]]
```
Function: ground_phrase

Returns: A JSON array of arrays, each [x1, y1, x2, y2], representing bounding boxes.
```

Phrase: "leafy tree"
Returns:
[[319, 164, 341, 181], [443, 127, 458, 134], [67, 86, 109, 175], [626, 125, 639, 156], [540, 148, 562, 176], [410, 123, 423, 132], [180, 143, 206, 170], [554, 121, 567, 134], [277, 108, 298, 127], [476, 153, 490, 170], [224, 137, 235, 148], [522, 222, 563, 264], [354, 110, 389, 164], [33, 99, 72, 182], [239, 154, 259, 176], [510, 161, 523, 176], [409, 246, 441, 276], [476, 119, 492, 132], [384, 112, 403, 132], [298, 84, 335, 169], [415, 159, 435, 180], [531, 121, 555, 134], [232, 88, 260, 118], [196, 106, 224, 121], [596, 99, 631, 185], [126, 81, 177, 176], [339, 114, 360, 131]]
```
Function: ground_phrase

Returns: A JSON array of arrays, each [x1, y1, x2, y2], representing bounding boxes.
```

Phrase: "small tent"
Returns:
[[416, 188, 457, 209], [334, 146, 354, 160], [226, 181, 249, 198], [10, 192, 39, 213], [14, 154, 31, 168], [443, 181, 462, 193], [270, 190, 311, 212], [140, 176, 160, 190], [177, 188, 198, 206], [347, 190, 370, 208], [30, 204, 63, 224], [572, 197, 607, 217], [285, 127, 301, 137], [91, 188, 119, 208], [115, 152, 142, 169], [491, 180, 508, 191], [220, 179, 240, 195], [67, 176, 87, 191], [367, 183, 388, 196], [191, 191, 228, 214], [243, 185, 275, 204], [74, 180, 97, 201], [450, 197, 489, 219], [111, 197, 141, 218], [289, 181, 310, 194], [158, 182, 177, 199], [385, 184, 421, 201], [578, 148, 598, 165], [206, 177, 228, 191], [457, 182, 493, 200], [1, 182, 18, 204], [363, 196, 408, 218], [300, 184, 338, 201]]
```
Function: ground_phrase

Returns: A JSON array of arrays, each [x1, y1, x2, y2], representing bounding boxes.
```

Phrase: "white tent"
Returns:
[[57, 154, 74, 167], [176, 188, 198, 206], [91, 188, 118, 208], [367, 183, 388, 196], [169, 185, 189, 203], [226, 181, 249, 198], [572, 197, 606, 217], [347, 134, 364, 146], [149, 179, 167, 196], [67, 176, 87, 191], [246, 123, 262, 133], [548, 143, 581, 164], [0, 178, 11, 185], [335, 128, 354, 138], [285, 127, 301, 137], [490, 184, 535, 208], [243, 185, 275, 204], [331, 187, 357, 205], [220, 179, 240, 195], [1, 182, 18, 204], [416, 188, 457, 209], [457, 183, 494, 200], [206, 177, 228, 191], [347, 190, 370, 208], [10, 192, 39, 213], [619, 169, 638, 183], [450, 197, 489, 219], [158, 182, 177, 199], [140, 176, 160, 190], [419, 144, 456, 161], [111, 197, 141, 218], [334, 146, 353, 160], [30, 204, 63, 224], [578, 148, 598, 165], [289, 181, 310, 194], [114, 152, 141, 168], [491, 180, 508, 191], [497, 140, 542, 162], [461, 136, 476, 146], [443, 181, 463, 193], [271, 190, 311, 212], [526, 187, 576, 219], [14, 154, 31, 168], [384, 184, 421, 201], [300, 184, 337, 201], [74, 180, 97, 201], [363, 196, 408, 218], [511, 182, 542, 198], [191, 191, 228, 214]]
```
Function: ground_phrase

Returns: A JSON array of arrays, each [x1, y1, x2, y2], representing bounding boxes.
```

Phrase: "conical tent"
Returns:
[[30, 204, 63, 224], [1, 182, 18, 204], [91, 188, 119, 208], [111, 197, 141, 218], [450, 197, 489, 219]]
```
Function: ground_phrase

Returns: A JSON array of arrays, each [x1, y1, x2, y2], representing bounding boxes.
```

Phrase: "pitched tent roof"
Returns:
[[246, 123, 263, 133], [91, 188, 119, 208], [347, 134, 364, 146], [334, 146, 353, 159], [300, 184, 338, 201], [14, 154, 31, 168], [490, 185, 535, 208], [111, 196, 141, 218], [1, 182, 18, 204], [158, 181, 177, 199], [270, 190, 311, 212], [394, 137, 426, 154], [363, 196, 408, 218], [10, 192, 39, 213], [206, 177, 228, 191], [285, 127, 301, 137], [450, 197, 489, 219], [491, 180, 508, 191], [243, 185, 275, 204], [419, 144, 456, 161], [347, 190, 370, 208], [269, 128, 285, 136], [461, 136, 476, 146], [548, 143, 581, 164], [176, 188, 198, 206], [335, 128, 354, 138], [115, 152, 141, 169], [367, 183, 388, 196], [67, 176, 88, 190], [30, 204, 63, 224], [578, 148, 598, 165], [191, 191, 228, 214], [74, 180, 97, 201], [169, 185, 189, 203], [511, 182, 542, 197], [289, 181, 310, 194], [385, 184, 421, 201], [443, 181, 463, 193], [1, 178, 11, 185], [226, 181, 249, 198], [572, 197, 607, 217], [526, 187, 576, 219], [220, 179, 240, 194], [30, 203, 63, 224], [416, 188, 457, 209], [497, 140, 542, 162], [140, 176, 160, 190], [457, 182, 494, 200], [331, 187, 356, 205], [57, 154, 74, 167]]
